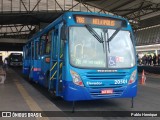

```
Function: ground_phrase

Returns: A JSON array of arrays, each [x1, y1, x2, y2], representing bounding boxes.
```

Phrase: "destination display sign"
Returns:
[[74, 15, 126, 27]]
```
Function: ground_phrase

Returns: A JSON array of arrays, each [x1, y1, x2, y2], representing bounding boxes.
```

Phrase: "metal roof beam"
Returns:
[[82, 3, 92, 12], [0, 30, 31, 35], [20, 0, 28, 12], [113, 7, 160, 12], [129, 3, 160, 19], [31, 0, 42, 12], [55, 0, 64, 11], [132, 10, 160, 19], [123, 4, 152, 16], [110, 0, 136, 12], [14, 25, 19, 33], [67, 2, 80, 11], [98, 0, 120, 13], [0, 24, 28, 28]]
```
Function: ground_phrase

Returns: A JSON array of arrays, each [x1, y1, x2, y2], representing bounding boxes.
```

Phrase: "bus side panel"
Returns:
[[41, 56, 50, 74], [38, 56, 50, 87], [23, 60, 31, 75], [32, 60, 41, 82]]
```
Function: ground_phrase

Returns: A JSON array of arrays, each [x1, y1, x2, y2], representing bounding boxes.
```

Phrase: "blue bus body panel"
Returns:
[[38, 56, 50, 86], [40, 56, 50, 74], [32, 60, 42, 81], [62, 66, 137, 101], [63, 81, 137, 101], [23, 60, 30, 75]]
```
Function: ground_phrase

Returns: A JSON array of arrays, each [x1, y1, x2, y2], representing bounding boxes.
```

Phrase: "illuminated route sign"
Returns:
[[74, 15, 126, 27]]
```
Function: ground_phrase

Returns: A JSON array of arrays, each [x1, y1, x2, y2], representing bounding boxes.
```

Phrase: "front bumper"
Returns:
[[63, 81, 137, 101]]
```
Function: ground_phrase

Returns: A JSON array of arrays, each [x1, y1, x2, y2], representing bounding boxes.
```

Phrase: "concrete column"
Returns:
[[155, 50, 158, 55]]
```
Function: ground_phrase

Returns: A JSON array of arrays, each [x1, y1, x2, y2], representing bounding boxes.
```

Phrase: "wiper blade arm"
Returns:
[[85, 24, 103, 43], [107, 26, 122, 42], [105, 26, 122, 53]]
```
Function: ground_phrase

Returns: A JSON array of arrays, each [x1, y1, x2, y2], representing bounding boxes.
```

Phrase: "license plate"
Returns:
[[101, 89, 113, 94]]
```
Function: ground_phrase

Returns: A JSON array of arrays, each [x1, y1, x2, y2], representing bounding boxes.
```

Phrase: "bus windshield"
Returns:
[[69, 27, 135, 68], [11, 55, 22, 61]]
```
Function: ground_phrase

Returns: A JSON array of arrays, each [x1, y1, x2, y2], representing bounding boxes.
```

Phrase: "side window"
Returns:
[[35, 41, 39, 59], [25, 46, 29, 60], [60, 27, 64, 59], [27, 44, 31, 59], [54, 29, 58, 59], [39, 35, 46, 56], [45, 31, 52, 55], [31, 42, 34, 59], [60, 40, 64, 59]]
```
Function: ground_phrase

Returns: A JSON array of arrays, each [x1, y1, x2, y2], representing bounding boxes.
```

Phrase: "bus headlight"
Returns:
[[70, 70, 84, 86], [128, 70, 137, 84]]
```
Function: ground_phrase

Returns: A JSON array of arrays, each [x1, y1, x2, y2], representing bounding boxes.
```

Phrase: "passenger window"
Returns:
[[31, 42, 34, 59], [39, 35, 46, 56], [53, 29, 58, 60], [60, 40, 64, 59], [25, 45, 30, 60], [35, 41, 39, 60], [45, 31, 52, 55]]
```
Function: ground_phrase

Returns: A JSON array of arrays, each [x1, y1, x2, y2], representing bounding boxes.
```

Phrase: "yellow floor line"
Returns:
[[14, 79, 49, 120]]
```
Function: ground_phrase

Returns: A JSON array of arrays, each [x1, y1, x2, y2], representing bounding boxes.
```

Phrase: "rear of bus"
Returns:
[[62, 12, 137, 101]]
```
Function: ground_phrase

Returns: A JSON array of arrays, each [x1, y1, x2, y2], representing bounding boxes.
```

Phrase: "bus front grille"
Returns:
[[85, 72, 127, 80]]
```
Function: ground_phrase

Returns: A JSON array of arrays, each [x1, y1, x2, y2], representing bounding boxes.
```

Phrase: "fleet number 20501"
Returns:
[[114, 79, 127, 84]]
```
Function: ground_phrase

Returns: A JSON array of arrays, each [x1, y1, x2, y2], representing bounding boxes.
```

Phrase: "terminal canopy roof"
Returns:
[[0, 0, 160, 49], [80, 0, 160, 28]]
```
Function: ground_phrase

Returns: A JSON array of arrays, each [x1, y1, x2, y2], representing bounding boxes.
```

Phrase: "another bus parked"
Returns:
[[23, 12, 137, 109], [8, 53, 23, 66]]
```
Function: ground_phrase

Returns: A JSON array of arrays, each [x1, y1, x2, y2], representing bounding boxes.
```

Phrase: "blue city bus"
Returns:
[[23, 12, 137, 109], [8, 53, 23, 66]]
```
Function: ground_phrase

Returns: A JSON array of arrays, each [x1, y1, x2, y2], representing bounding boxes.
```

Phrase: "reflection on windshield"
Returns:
[[69, 27, 106, 68], [69, 27, 135, 68], [107, 29, 135, 68]]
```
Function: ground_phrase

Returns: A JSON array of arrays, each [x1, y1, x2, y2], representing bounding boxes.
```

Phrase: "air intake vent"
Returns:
[[86, 72, 127, 80]]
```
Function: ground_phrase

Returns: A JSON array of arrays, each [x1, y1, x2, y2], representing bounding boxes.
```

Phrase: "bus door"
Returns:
[[29, 41, 34, 79], [23, 46, 29, 74], [29, 39, 39, 81], [32, 38, 41, 81], [49, 23, 64, 96], [28, 44, 32, 72]]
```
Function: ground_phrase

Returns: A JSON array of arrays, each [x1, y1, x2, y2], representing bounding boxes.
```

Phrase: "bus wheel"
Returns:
[[49, 90, 60, 100]]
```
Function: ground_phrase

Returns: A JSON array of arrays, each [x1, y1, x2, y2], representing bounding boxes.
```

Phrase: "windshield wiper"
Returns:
[[85, 24, 103, 43], [106, 26, 122, 53], [85, 24, 105, 52], [107, 26, 122, 42]]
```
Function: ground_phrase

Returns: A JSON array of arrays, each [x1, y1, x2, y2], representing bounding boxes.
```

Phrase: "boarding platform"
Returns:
[[0, 68, 68, 120], [0, 67, 6, 84], [138, 65, 160, 74], [0, 68, 160, 119]]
